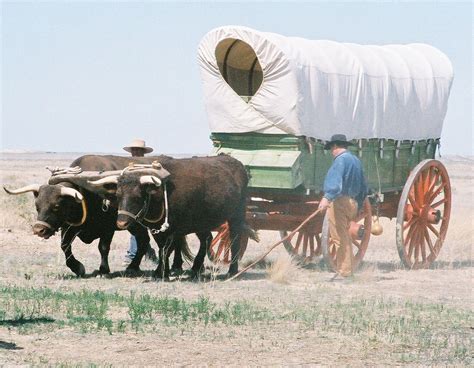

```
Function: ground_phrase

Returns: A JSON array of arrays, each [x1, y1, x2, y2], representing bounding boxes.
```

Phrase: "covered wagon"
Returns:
[[198, 26, 454, 270]]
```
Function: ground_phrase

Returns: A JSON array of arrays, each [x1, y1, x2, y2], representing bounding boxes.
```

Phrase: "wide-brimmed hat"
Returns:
[[324, 134, 354, 150], [123, 139, 153, 154]]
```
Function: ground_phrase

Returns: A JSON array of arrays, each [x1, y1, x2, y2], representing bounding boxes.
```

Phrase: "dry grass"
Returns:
[[266, 253, 300, 284], [0, 153, 473, 365]]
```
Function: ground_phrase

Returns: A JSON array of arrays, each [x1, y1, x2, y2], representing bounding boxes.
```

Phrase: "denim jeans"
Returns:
[[126, 236, 150, 259]]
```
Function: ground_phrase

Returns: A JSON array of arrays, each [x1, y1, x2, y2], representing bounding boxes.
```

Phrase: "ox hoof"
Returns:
[[124, 267, 141, 277], [185, 269, 204, 281], [99, 266, 110, 275], [152, 270, 170, 281], [169, 267, 184, 277], [74, 264, 86, 277]]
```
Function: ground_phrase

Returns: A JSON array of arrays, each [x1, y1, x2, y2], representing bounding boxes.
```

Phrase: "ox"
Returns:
[[3, 155, 191, 276], [89, 155, 251, 279]]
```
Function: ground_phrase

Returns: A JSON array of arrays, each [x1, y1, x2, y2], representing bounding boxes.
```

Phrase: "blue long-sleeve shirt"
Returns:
[[323, 151, 368, 210]]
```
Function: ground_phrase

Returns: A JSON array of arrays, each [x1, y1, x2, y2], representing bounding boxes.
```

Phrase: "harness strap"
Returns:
[[117, 184, 169, 234]]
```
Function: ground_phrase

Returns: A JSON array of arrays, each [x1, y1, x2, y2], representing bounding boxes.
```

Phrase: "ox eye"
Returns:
[[53, 205, 60, 212]]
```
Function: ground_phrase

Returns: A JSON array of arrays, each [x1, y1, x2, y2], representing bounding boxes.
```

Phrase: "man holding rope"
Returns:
[[318, 134, 368, 279]]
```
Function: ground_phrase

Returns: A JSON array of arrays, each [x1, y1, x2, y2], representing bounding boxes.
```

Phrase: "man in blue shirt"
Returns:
[[318, 134, 368, 278]]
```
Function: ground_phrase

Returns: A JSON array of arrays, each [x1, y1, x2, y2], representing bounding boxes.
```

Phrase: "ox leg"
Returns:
[[190, 232, 212, 278], [97, 231, 114, 275], [126, 225, 150, 272], [60, 227, 85, 277], [153, 235, 173, 280], [170, 236, 185, 276], [227, 196, 247, 277], [227, 223, 241, 276]]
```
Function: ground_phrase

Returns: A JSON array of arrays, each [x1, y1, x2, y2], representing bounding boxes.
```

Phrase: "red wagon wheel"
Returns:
[[321, 198, 372, 272], [207, 223, 248, 264], [396, 159, 451, 269], [279, 231, 322, 263]]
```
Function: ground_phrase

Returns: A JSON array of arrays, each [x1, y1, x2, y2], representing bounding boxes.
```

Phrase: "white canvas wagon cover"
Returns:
[[198, 26, 453, 141]]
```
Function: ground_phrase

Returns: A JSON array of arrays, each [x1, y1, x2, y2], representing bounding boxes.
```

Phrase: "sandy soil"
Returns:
[[0, 153, 472, 366]]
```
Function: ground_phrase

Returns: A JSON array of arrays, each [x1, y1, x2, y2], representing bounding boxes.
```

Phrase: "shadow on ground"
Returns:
[[0, 340, 23, 350]]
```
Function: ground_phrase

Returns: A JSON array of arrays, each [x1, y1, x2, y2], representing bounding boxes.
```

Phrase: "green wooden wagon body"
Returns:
[[211, 133, 439, 195]]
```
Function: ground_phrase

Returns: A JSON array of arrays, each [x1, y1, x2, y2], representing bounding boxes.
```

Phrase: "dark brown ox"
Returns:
[[89, 155, 250, 279], [3, 155, 190, 276]]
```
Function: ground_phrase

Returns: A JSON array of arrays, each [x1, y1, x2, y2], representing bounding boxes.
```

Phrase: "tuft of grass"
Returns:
[[266, 253, 300, 284]]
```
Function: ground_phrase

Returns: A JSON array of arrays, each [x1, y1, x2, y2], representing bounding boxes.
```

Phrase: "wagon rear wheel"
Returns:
[[321, 198, 372, 272], [279, 231, 322, 263], [207, 223, 248, 264], [396, 159, 451, 269]]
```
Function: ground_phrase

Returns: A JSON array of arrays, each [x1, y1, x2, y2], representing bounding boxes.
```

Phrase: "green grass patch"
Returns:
[[0, 285, 471, 364]]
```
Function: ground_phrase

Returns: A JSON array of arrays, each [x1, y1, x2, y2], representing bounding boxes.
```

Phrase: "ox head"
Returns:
[[88, 167, 170, 230], [4, 184, 83, 239]]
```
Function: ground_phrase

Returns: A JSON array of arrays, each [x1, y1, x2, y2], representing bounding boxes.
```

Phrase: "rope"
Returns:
[[225, 208, 323, 282], [150, 183, 169, 234], [47, 166, 83, 176]]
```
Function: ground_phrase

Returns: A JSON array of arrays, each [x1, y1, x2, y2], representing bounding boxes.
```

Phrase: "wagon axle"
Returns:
[[404, 204, 442, 225]]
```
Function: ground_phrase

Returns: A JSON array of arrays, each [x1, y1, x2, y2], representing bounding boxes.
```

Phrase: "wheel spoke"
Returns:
[[408, 192, 420, 211], [215, 240, 225, 260], [294, 232, 303, 253], [416, 177, 425, 207], [428, 182, 446, 203], [423, 228, 436, 255], [407, 229, 417, 260], [403, 216, 418, 230], [424, 170, 438, 202], [404, 222, 417, 246], [352, 239, 361, 249], [423, 167, 431, 193], [309, 235, 315, 258], [302, 233, 309, 257], [413, 230, 421, 264], [420, 231, 427, 261], [427, 223, 440, 238], [431, 198, 447, 209]]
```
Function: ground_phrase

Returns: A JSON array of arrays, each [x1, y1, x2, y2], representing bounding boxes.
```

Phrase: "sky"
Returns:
[[2, 1, 472, 155]]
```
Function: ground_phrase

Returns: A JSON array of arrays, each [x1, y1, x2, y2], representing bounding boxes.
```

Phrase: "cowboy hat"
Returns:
[[324, 134, 354, 150], [123, 139, 154, 154]]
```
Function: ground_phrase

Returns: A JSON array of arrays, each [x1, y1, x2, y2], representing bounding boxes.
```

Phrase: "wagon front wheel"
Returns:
[[396, 159, 451, 269], [207, 223, 248, 264], [321, 198, 372, 272]]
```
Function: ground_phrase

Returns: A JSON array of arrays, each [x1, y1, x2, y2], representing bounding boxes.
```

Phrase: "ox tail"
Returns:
[[180, 236, 195, 263], [242, 223, 259, 243]]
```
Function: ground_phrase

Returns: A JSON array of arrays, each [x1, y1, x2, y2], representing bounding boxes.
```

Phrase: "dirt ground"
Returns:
[[0, 153, 472, 366]]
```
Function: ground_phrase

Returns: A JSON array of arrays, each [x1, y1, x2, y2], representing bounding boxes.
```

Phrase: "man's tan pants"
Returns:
[[327, 196, 358, 277]]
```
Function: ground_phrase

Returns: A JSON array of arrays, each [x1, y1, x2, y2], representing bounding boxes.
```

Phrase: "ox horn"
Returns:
[[140, 175, 162, 187], [87, 175, 119, 187], [3, 184, 41, 195], [60, 187, 83, 203]]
